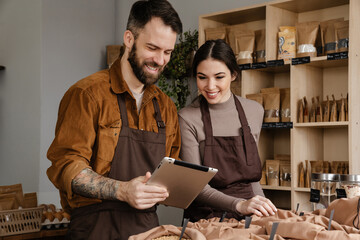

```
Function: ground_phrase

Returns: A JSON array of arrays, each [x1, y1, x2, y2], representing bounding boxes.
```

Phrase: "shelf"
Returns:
[[302, 56, 348, 69], [270, 0, 349, 13], [261, 185, 291, 191], [294, 122, 349, 128], [294, 187, 311, 192], [262, 122, 293, 129], [200, 5, 266, 25]]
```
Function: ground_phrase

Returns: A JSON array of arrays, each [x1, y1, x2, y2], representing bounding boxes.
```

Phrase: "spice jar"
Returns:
[[339, 174, 360, 198], [310, 173, 340, 210]]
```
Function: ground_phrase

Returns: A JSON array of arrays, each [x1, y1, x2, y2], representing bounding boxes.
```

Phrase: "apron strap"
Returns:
[[199, 96, 213, 145], [117, 94, 129, 127], [233, 95, 253, 162], [117, 94, 166, 134], [152, 97, 166, 134]]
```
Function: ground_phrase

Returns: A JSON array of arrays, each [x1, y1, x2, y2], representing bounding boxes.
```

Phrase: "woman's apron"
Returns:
[[67, 93, 166, 240], [184, 95, 262, 222]]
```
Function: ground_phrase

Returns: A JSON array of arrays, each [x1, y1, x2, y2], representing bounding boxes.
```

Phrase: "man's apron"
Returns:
[[67, 93, 166, 240], [184, 95, 261, 222]]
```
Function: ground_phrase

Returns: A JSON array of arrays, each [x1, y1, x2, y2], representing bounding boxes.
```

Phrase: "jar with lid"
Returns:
[[339, 174, 360, 198], [310, 173, 340, 210]]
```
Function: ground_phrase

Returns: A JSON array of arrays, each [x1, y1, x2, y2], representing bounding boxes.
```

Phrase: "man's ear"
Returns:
[[123, 30, 134, 49]]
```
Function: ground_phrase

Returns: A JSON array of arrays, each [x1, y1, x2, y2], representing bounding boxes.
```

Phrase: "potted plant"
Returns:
[[158, 30, 198, 110]]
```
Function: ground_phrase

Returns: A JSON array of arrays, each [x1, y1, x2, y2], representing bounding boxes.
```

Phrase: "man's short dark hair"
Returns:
[[126, 0, 182, 38]]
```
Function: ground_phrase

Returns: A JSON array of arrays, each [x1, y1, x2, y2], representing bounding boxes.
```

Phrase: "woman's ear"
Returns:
[[123, 30, 134, 49], [231, 73, 238, 82]]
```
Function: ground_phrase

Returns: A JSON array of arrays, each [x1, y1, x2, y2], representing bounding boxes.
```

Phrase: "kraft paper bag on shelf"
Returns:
[[246, 93, 263, 106], [316, 96, 323, 122], [321, 96, 330, 122], [310, 97, 317, 122], [298, 99, 304, 123], [278, 26, 296, 61], [299, 162, 305, 188], [280, 161, 291, 187], [303, 97, 309, 123], [320, 18, 344, 55], [205, 27, 227, 41], [345, 94, 349, 121], [260, 164, 267, 185], [280, 88, 290, 122], [234, 30, 255, 64], [266, 160, 280, 186], [337, 95, 346, 122], [305, 160, 311, 188], [295, 21, 320, 58], [106, 45, 124, 68], [226, 24, 245, 54], [261, 87, 280, 123], [330, 94, 338, 122], [254, 29, 266, 63], [230, 77, 242, 96], [335, 20, 349, 52]]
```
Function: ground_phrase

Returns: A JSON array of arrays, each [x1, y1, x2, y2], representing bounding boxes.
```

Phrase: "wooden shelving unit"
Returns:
[[199, 0, 360, 211]]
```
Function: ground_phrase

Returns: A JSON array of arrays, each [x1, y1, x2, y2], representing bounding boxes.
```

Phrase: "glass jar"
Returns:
[[339, 174, 360, 198], [310, 173, 340, 210]]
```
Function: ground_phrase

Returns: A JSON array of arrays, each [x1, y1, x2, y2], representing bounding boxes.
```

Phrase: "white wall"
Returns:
[[0, 0, 269, 227]]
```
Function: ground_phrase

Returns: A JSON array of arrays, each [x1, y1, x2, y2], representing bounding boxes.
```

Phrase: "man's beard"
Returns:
[[128, 44, 164, 86]]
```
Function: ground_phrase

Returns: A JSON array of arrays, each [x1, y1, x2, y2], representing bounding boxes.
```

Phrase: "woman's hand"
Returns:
[[236, 195, 277, 217]]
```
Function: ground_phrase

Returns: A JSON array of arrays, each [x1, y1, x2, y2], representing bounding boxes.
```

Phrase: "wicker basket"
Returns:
[[0, 207, 43, 236]]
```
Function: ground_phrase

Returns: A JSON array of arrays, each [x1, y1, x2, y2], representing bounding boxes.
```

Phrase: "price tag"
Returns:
[[291, 56, 310, 65], [267, 59, 284, 67], [239, 63, 251, 70], [251, 62, 267, 69], [327, 51, 348, 60]]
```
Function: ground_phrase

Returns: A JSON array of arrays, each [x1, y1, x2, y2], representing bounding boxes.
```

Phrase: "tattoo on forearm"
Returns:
[[72, 168, 119, 200]]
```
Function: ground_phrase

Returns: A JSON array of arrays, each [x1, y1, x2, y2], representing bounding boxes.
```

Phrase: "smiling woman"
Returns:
[[178, 39, 277, 222]]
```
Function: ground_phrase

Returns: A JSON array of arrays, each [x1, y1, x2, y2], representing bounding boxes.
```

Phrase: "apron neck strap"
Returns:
[[117, 94, 166, 133]]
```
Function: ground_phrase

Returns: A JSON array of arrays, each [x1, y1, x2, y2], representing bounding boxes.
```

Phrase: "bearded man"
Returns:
[[47, 1, 182, 239]]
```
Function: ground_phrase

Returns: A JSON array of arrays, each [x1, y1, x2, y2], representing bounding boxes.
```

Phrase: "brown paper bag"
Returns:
[[255, 29, 266, 63], [316, 96, 323, 122], [303, 97, 309, 123], [280, 88, 290, 122], [320, 18, 344, 55], [205, 27, 227, 41], [299, 162, 305, 188], [261, 87, 280, 122], [266, 160, 280, 186], [330, 94, 338, 122], [234, 30, 255, 64], [246, 93, 263, 106], [106, 45, 124, 67], [23, 192, 38, 208], [296, 21, 320, 58], [278, 26, 296, 60], [226, 24, 246, 53], [280, 161, 291, 187], [310, 97, 316, 122], [0, 184, 24, 208], [334, 20, 349, 52], [298, 99, 304, 123]]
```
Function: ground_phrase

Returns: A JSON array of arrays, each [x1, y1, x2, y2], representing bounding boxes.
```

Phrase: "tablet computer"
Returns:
[[147, 157, 218, 209]]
